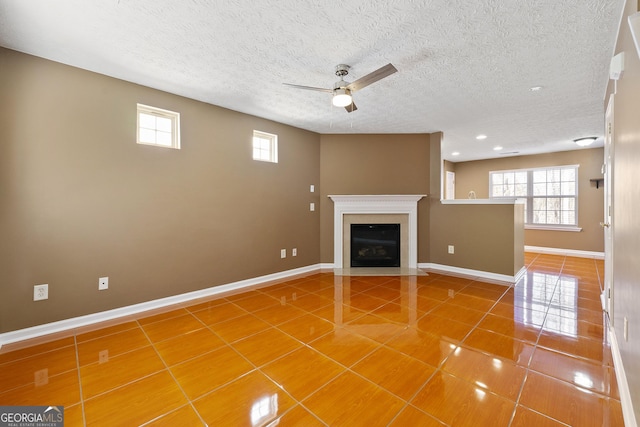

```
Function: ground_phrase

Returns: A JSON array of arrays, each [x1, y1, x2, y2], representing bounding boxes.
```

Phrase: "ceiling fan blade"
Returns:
[[347, 63, 398, 92], [282, 83, 333, 93], [344, 102, 358, 113]]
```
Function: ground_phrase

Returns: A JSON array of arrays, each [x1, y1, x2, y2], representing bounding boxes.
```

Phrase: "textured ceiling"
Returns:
[[0, 0, 624, 161]]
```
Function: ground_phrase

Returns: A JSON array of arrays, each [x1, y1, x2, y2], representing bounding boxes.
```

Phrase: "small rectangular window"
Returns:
[[137, 104, 180, 149], [253, 130, 278, 163]]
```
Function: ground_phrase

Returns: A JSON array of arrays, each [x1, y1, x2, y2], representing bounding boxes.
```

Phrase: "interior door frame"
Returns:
[[603, 94, 614, 320], [445, 171, 455, 200]]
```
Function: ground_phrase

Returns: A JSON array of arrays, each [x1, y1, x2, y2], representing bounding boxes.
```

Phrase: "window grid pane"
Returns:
[[156, 116, 172, 132], [490, 166, 578, 226], [139, 128, 156, 144], [252, 131, 278, 163], [156, 131, 172, 146], [137, 105, 180, 149]]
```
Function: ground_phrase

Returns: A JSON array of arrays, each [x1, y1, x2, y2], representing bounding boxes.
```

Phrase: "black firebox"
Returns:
[[350, 223, 400, 267]]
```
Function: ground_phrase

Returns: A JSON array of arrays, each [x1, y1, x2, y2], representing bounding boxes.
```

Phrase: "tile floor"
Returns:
[[0, 253, 624, 426]]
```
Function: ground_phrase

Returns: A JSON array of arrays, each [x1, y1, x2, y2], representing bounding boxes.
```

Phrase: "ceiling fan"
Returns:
[[283, 63, 398, 113]]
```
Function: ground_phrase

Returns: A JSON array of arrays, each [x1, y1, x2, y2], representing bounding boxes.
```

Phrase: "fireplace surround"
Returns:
[[328, 195, 426, 272]]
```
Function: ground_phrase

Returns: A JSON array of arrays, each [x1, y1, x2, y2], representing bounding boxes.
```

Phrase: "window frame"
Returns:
[[252, 130, 278, 163], [489, 165, 580, 230], [136, 104, 181, 149]]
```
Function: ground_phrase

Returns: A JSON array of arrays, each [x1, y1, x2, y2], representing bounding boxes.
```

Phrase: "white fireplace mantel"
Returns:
[[328, 195, 426, 269]]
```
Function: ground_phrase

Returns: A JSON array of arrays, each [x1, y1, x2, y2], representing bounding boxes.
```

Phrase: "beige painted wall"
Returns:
[[0, 46, 540, 336], [452, 149, 604, 252], [0, 48, 321, 333], [0, 47, 519, 336], [319, 134, 432, 264], [607, 0, 640, 421], [317, 131, 524, 277], [429, 202, 524, 276]]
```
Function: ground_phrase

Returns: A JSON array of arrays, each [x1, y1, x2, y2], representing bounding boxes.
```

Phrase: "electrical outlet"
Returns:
[[34, 284, 48, 301], [292, 248, 297, 256], [280, 249, 286, 258], [99, 277, 109, 291], [448, 245, 455, 254]]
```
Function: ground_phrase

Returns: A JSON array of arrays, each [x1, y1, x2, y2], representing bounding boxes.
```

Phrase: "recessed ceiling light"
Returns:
[[452, 151, 460, 156], [574, 137, 597, 147], [530, 86, 543, 92], [493, 146, 503, 151], [476, 134, 487, 140]]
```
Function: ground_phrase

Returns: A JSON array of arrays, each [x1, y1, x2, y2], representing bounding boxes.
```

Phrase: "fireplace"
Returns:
[[350, 224, 400, 267], [328, 195, 426, 271]]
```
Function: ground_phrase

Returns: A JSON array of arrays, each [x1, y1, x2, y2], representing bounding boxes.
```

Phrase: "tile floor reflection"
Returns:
[[0, 253, 624, 426]]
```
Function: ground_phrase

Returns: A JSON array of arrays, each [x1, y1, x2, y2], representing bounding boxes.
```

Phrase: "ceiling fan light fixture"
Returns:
[[574, 137, 597, 147], [332, 88, 352, 107]]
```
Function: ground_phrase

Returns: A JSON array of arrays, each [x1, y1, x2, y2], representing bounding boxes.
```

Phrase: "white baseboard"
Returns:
[[525, 245, 604, 259], [419, 263, 525, 285], [0, 264, 322, 347], [609, 324, 638, 427]]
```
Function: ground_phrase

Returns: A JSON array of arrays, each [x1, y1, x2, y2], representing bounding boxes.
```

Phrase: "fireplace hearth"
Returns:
[[350, 224, 400, 267]]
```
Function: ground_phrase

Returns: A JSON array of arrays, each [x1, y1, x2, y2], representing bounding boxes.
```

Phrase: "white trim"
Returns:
[[0, 264, 321, 347], [609, 325, 638, 427], [441, 198, 523, 205], [489, 165, 580, 228], [136, 103, 180, 149], [525, 245, 604, 259], [252, 130, 278, 163], [525, 225, 582, 232], [490, 164, 580, 174], [419, 263, 526, 285], [328, 195, 426, 269]]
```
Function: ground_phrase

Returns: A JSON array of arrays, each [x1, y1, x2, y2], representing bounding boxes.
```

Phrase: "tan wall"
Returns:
[[608, 0, 640, 421], [0, 48, 321, 333], [319, 134, 432, 264], [430, 134, 443, 197], [513, 202, 525, 274], [452, 149, 604, 252], [443, 160, 456, 175], [429, 202, 524, 276]]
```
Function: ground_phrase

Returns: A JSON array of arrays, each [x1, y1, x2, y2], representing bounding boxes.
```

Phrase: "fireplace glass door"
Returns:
[[350, 223, 400, 267]]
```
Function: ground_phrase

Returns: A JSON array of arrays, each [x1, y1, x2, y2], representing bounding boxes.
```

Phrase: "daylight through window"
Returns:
[[137, 104, 180, 149], [489, 165, 578, 227], [253, 130, 278, 163]]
